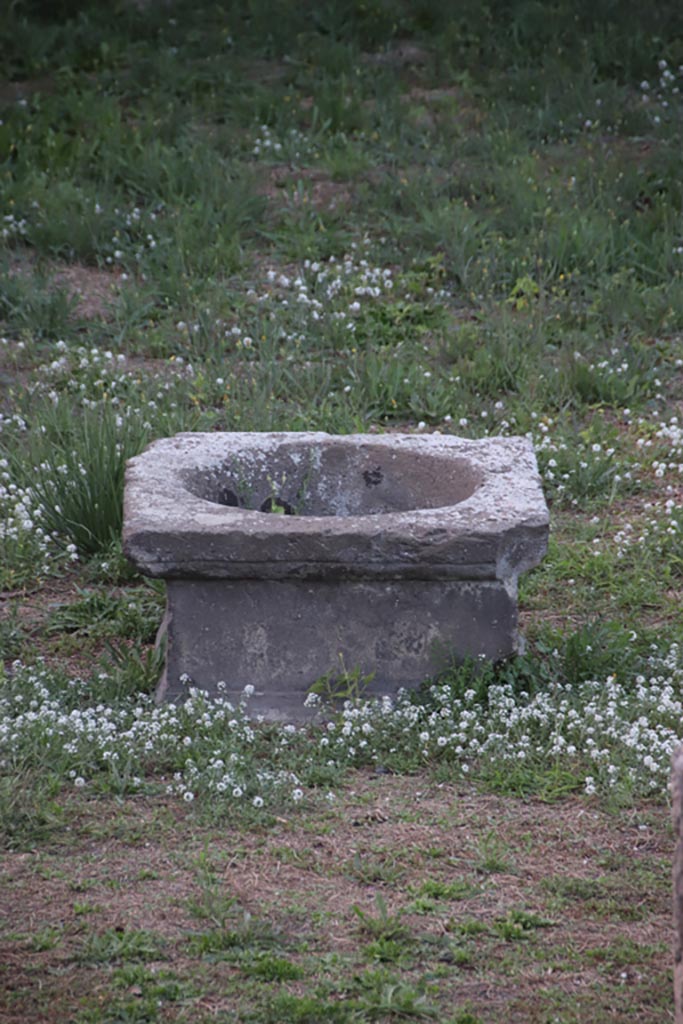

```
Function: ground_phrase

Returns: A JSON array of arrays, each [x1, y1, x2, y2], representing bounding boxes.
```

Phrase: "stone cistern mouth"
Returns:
[[181, 441, 483, 518]]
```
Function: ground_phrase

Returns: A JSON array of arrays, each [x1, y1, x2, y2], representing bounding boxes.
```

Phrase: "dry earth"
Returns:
[[0, 774, 675, 1023]]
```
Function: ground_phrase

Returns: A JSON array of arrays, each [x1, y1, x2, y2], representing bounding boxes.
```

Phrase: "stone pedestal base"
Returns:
[[157, 577, 517, 718]]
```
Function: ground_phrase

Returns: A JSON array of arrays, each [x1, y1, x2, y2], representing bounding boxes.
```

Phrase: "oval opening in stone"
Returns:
[[182, 442, 483, 517]]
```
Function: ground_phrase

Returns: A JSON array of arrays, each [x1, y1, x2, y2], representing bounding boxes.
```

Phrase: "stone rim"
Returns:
[[123, 432, 549, 582]]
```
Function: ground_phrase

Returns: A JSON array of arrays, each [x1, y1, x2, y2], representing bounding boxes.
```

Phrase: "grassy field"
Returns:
[[2, 1, 683, 1020]]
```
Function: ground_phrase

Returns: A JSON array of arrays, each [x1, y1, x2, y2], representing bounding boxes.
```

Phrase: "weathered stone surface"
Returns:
[[124, 433, 548, 581], [123, 432, 549, 716], [157, 577, 518, 714]]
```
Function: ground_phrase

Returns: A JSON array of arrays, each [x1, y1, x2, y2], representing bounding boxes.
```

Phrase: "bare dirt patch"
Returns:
[[0, 77, 57, 104], [260, 166, 354, 212], [0, 775, 674, 1023], [48, 263, 122, 319], [6, 251, 125, 320]]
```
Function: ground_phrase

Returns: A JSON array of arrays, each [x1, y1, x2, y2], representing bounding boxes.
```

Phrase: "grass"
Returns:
[[1, 0, 683, 1020]]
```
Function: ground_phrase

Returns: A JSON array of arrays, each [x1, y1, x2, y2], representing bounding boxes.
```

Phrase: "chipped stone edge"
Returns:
[[123, 432, 550, 582]]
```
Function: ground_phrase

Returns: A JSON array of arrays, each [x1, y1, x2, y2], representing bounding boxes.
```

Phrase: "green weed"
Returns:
[[95, 641, 164, 702], [241, 953, 304, 981], [79, 927, 166, 964], [28, 924, 63, 951], [585, 936, 666, 968], [493, 909, 553, 941], [364, 937, 412, 965], [2, 400, 150, 556], [354, 968, 439, 1019], [415, 879, 480, 901], [352, 894, 409, 942], [187, 848, 238, 930], [0, 768, 64, 850], [0, 602, 27, 660], [186, 911, 280, 959], [309, 658, 376, 705], [346, 850, 406, 886], [0, 261, 79, 339], [256, 992, 358, 1024], [46, 584, 163, 643], [472, 831, 514, 876]]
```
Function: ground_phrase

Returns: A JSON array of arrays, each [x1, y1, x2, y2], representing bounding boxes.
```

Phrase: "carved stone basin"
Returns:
[[123, 432, 549, 719]]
